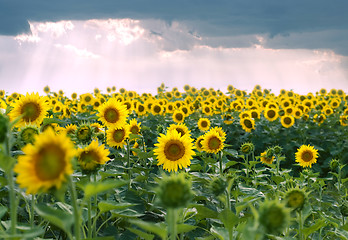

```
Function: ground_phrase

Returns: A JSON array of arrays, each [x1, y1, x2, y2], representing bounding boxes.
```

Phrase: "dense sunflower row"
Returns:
[[0, 84, 347, 239]]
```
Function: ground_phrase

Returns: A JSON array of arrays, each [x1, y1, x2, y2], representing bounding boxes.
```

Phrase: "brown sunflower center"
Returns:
[[244, 119, 253, 129], [21, 102, 41, 122], [208, 136, 221, 150], [79, 150, 101, 169], [284, 117, 292, 125], [301, 150, 313, 162], [164, 140, 185, 161], [200, 121, 208, 128], [113, 129, 125, 143], [175, 128, 185, 136], [85, 96, 92, 103], [153, 105, 161, 113], [35, 144, 66, 181], [104, 108, 119, 123], [138, 105, 145, 112], [130, 125, 139, 134], [175, 113, 183, 121], [267, 110, 276, 118]]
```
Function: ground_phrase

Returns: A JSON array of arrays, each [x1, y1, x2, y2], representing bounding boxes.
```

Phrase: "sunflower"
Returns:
[[210, 126, 226, 140], [264, 108, 278, 122], [106, 126, 130, 148], [313, 113, 326, 125], [151, 102, 163, 115], [260, 151, 275, 164], [172, 110, 185, 123], [154, 130, 195, 172], [63, 124, 77, 136], [285, 188, 307, 211], [167, 123, 190, 137], [340, 115, 348, 126], [77, 140, 110, 172], [19, 125, 39, 145], [195, 135, 204, 152], [280, 115, 295, 128], [201, 129, 224, 154], [197, 118, 211, 131], [136, 103, 147, 116], [14, 129, 75, 194], [128, 119, 141, 135], [9, 93, 48, 127], [43, 86, 50, 94], [240, 117, 255, 133], [97, 98, 129, 128], [295, 144, 319, 168]]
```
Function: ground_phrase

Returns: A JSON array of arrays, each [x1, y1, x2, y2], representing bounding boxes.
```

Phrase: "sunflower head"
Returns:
[[240, 117, 255, 133], [240, 142, 255, 155], [295, 144, 319, 168], [14, 129, 76, 194], [201, 129, 225, 154], [77, 140, 110, 173], [97, 98, 129, 128], [285, 187, 307, 211], [154, 130, 195, 172], [19, 125, 39, 145], [106, 126, 130, 149], [258, 199, 290, 235], [195, 135, 204, 152], [156, 173, 193, 209], [329, 158, 340, 172], [260, 150, 275, 165], [75, 124, 93, 144], [197, 118, 211, 131]]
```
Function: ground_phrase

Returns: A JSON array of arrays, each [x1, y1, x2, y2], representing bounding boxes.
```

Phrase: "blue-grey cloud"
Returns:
[[1, 0, 348, 55]]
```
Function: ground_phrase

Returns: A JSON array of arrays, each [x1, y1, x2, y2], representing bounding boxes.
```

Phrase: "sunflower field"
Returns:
[[0, 84, 347, 240]]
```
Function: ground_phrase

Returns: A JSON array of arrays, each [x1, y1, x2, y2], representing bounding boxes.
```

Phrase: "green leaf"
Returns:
[[341, 223, 348, 231], [98, 201, 136, 213], [219, 208, 239, 231], [129, 133, 142, 141], [223, 149, 238, 157], [303, 218, 326, 238], [210, 226, 229, 240], [225, 161, 239, 168], [176, 223, 197, 234], [34, 204, 74, 234], [0, 206, 7, 219], [111, 208, 144, 218], [271, 175, 284, 185], [0, 153, 15, 173], [189, 204, 219, 220], [129, 219, 167, 240], [127, 227, 155, 240], [84, 179, 127, 199], [0, 227, 45, 239]]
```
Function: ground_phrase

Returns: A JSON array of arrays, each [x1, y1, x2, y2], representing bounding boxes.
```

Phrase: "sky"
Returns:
[[1, 0, 348, 95]]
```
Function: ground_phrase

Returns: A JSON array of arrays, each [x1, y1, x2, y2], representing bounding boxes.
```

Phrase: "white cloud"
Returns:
[[54, 44, 100, 59]]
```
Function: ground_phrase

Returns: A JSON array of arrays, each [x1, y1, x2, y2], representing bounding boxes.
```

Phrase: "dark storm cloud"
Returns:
[[1, 0, 348, 54]]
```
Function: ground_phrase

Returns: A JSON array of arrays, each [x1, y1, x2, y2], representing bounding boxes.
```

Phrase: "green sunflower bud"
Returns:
[[19, 125, 39, 145], [285, 188, 307, 211], [273, 145, 283, 155], [209, 177, 227, 196], [0, 114, 9, 143], [329, 159, 340, 172], [258, 200, 290, 235], [240, 142, 255, 155], [76, 124, 93, 144], [156, 173, 193, 209], [266, 147, 275, 159]]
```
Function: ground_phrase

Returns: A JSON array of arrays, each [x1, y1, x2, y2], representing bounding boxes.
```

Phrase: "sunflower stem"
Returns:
[[93, 174, 98, 238], [167, 208, 177, 240], [126, 139, 131, 188], [87, 197, 92, 239], [338, 165, 341, 192], [219, 152, 223, 175], [245, 154, 249, 180], [69, 176, 80, 240], [30, 194, 35, 228], [298, 210, 304, 240]]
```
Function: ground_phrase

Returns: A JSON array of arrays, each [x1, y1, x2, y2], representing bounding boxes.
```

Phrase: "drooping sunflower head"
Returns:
[[260, 150, 275, 165], [295, 144, 319, 168], [14, 129, 76, 194], [77, 140, 110, 172], [258, 199, 290, 235], [75, 124, 93, 144], [9, 92, 48, 127], [240, 117, 255, 133], [167, 123, 190, 137], [156, 172, 193, 209], [19, 125, 40, 145], [201, 129, 224, 154], [240, 142, 255, 155], [106, 125, 130, 149], [209, 176, 227, 196], [284, 187, 307, 211], [97, 98, 129, 128], [195, 135, 204, 152], [154, 130, 195, 172]]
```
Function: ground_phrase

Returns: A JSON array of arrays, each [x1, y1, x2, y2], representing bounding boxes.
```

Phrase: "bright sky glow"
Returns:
[[1, 18, 347, 95]]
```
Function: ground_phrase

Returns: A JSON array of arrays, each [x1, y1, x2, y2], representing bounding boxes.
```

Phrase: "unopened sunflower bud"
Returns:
[[273, 145, 283, 155], [329, 159, 340, 172], [240, 142, 255, 155], [258, 200, 290, 235], [285, 188, 307, 211], [156, 173, 193, 209]]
